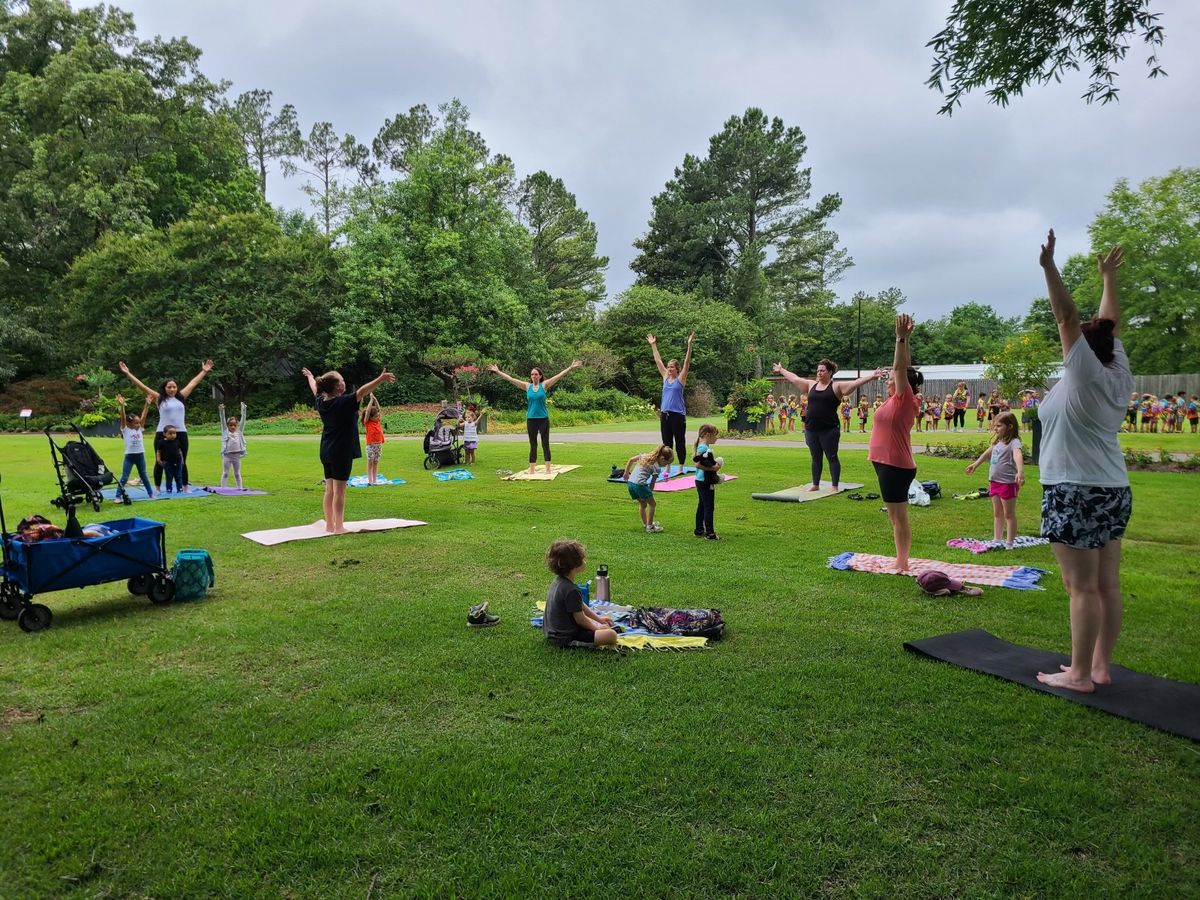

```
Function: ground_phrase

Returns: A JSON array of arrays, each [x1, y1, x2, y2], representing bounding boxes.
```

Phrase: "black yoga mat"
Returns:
[[905, 629, 1200, 742]]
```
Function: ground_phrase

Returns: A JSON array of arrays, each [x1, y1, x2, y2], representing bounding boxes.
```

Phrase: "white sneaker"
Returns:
[[650, 522, 663, 533]]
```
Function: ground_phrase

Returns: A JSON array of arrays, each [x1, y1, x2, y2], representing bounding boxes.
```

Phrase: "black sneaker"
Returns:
[[467, 602, 500, 628]]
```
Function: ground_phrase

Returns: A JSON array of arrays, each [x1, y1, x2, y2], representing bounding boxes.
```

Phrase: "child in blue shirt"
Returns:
[[692, 423, 722, 540]]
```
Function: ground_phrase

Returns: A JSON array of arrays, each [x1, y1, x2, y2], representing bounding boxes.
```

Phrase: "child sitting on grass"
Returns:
[[542, 539, 618, 648], [623, 445, 673, 533], [218, 401, 248, 489], [116, 393, 153, 500], [965, 411, 1025, 549]]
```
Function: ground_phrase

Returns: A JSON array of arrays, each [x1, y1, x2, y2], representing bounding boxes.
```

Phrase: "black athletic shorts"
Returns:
[[321, 455, 353, 482], [873, 461, 917, 504]]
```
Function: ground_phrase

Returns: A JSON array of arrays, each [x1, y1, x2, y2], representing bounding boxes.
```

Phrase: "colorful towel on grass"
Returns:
[[828, 551, 1049, 591], [432, 468, 474, 481], [531, 599, 710, 650], [101, 486, 210, 502], [946, 536, 1050, 554], [202, 486, 269, 496], [348, 475, 406, 487], [504, 464, 580, 481]]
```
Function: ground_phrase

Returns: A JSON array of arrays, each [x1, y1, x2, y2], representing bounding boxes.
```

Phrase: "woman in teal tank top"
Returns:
[[487, 360, 583, 474]]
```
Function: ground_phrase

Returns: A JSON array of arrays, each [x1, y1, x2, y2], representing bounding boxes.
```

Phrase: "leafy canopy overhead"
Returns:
[[928, 0, 1166, 115]]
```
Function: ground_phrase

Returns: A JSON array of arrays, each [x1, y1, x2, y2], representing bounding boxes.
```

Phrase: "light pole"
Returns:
[[855, 295, 863, 403]]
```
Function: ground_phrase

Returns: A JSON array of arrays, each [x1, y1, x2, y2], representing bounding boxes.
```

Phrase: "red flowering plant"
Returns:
[[453, 364, 482, 403]]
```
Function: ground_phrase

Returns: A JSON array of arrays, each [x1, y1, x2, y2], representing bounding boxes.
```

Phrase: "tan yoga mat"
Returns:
[[242, 518, 427, 546], [752, 482, 864, 502], [504, 464, 581, 481]]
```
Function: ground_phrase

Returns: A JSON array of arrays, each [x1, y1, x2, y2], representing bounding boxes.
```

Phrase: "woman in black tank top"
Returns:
[[773, 358, 886, 492]]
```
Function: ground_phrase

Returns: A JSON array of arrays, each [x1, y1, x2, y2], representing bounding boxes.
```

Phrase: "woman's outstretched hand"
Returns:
[[378, 370, 396, 384], [1039, 229, 1056, 268], [118, 361, 130, 374], [646, 334, 657, 346], [1097, 246, 1125, 275], [201, 359, 214, 372], [771, 362, 784, 374], [895, 314, 914, 338]]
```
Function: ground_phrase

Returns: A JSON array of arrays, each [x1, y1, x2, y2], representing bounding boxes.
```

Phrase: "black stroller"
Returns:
[[422, 407, 464, 469], [46, 425, 118, 535]]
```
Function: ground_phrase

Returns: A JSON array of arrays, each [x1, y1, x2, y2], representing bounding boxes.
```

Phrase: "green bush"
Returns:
[[722, 378, 773, 424], [925, 441, 991, 460], [547, 388, 650, 415]]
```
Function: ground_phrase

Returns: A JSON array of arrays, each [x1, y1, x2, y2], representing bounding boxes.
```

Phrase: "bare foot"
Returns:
[[830, 484, 840, 492], [807, 485, 821, 492], [1060, 663, 1111, 685], [1037, 670, 1095, 693]]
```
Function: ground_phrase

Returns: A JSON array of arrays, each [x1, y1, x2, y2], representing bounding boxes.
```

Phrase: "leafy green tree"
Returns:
[[772, 287, 907, 377], [912, 302, 1020, 364], [61, 208, 339, 404], [371, 104, 436, 175], [928, 0, 1166, 114], [631, 108, 849, 321], [1064, 168, 1200, 373], [984, 332, 1061, 399], [598, 285, 755, 402], [283, 120, 353, 238], [0, 0, 259, 377], [336, 102, 551, 395], [229, 88, 301, 196], [516, 171, 608, 327]]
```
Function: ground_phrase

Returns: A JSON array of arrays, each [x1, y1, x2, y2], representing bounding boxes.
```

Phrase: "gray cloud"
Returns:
[[125, 0, 1200, 320]]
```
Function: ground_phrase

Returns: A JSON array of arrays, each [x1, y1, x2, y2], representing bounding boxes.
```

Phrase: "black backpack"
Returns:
[[632, 607, 726, 640], [920, 480, 941, 499]]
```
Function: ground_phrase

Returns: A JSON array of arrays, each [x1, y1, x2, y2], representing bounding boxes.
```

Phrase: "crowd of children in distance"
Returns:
[[1127, 391, 1199, 433]]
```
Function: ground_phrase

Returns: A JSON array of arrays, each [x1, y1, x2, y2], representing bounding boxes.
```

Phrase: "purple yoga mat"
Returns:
[[202, 486, 269, 496]]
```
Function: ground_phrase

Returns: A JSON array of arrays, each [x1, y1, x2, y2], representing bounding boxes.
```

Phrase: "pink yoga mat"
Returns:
[[654, 475, 737, 492]]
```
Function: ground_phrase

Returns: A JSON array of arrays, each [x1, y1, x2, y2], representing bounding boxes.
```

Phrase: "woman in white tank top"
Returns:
[[119, 359, 214, 492]]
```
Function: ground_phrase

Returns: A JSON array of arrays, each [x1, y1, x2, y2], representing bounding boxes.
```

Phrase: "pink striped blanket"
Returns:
[[828, 552, 1048, 590]]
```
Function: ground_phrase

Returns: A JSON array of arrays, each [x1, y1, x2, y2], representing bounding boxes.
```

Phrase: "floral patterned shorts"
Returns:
[[366, 443, 383, 462], [1041, 483, 1132, 550]]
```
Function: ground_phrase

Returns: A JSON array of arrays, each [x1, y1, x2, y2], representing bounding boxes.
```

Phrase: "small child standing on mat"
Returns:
[[157, 425, 184, 493], [622, 445, 673, 533], [692, 424, 722, 540], [361, 394, 385, 484], [965, 411, 1025, 549], [542, 539, 618, 648], [218, 401, 248, 489], [116, 393, 153, 500]]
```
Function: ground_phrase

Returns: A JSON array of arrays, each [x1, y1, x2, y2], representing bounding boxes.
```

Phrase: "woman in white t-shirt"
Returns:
[[119, 359, 214, 493], [1034, 230, 1133, 694]]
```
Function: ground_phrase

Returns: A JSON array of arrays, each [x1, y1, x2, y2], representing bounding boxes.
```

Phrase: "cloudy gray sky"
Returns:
[[126, 0, 1199, 319]]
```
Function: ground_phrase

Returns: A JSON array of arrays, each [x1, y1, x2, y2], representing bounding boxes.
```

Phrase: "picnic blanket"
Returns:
[[349, 475, 406, 487], [752, 482, 864, 502], [531, 599, 710, 650], [828, 551, 1049, 590], [102, 486, 210, 502], [505, 464, 580, 481], [946, 536, 1050, 554], [432, 468, 474, 481], [203, 486, 269, 496], [242, 518, 426, 546]]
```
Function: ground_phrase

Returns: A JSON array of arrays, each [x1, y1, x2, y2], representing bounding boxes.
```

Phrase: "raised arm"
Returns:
[[1097, 246, 1124, 337], [240, 401, 248, 428], [891, 315, 913, 393], [116, 394, 128, 429], [542, 360, 582, 392], [179, 359, 214, 399], [679, 332, 695, 384], [218, 403, 228, 437], [118, 361, 159, 402], [646, 335, 669, 379], [486, 364, 528, 391], [1040, 229, 1082, 358], [771, 363, 816, 393], [355, 370, 396, 402], [836, 368, 888, 398], [300, 367, 318, 397], [139, 394, 151, 426]]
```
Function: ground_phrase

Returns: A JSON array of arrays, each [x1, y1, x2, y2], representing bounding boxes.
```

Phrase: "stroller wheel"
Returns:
[[18, 603, 52, 633], [424, 454, 438, 470], [149, 576, 175, 605], [128, 574, 151, 596]]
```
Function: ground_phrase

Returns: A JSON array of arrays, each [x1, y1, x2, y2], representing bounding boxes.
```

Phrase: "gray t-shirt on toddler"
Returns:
[[543, 575, 584, 645]]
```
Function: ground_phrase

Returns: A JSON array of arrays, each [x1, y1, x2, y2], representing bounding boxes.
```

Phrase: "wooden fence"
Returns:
[[769, 373, 1200, 403]]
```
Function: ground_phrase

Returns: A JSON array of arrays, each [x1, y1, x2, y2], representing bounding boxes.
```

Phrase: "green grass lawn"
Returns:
[[1, 435, 1197, 896]]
